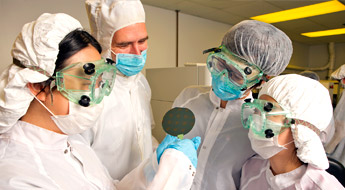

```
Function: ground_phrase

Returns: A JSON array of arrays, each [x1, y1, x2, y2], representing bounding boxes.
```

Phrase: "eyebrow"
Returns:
[[115, 36, 149, 47], [139, 36, 149, 42]]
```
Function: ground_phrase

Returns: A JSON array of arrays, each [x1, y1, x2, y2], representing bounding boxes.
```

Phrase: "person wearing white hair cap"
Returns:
[[172, 20, 293, 189], [299, 70, 320, 81], [240, 74, 343, 189], [0, 12, 198, 190], [326, 64, 345, 166], [83, 0, 156, 180], [0, 12, 119, 189]]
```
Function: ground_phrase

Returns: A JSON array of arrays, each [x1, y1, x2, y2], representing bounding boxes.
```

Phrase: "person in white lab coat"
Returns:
[[240, 74, 343, 190], [82, 0, 157, 180], [0, 13, 198, 190], [326, 64, 345, 166], [173, 20, 293, 189]]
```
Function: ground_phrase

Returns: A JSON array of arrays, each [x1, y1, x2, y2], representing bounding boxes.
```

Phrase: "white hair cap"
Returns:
[[85, 0, 145, 58], [0, 13, 82, 133], [259, 74, 333, 169], [331, 64, 345, 80], [299, 70, 320, 81], [222, 20, 292, 76]]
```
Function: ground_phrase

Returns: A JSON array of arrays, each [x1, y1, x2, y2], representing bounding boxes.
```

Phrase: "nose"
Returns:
[[130, 44, 141, 55]]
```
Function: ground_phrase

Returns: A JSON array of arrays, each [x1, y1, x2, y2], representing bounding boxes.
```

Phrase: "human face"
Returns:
[[47, 45, 102, 115], [110, 23, 148, 60]]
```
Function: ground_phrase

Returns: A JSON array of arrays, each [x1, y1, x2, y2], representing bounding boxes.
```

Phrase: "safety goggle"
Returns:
[[55, 58, 117, 107], [203, 46, 264, 91], [241, 99, 293, 138]]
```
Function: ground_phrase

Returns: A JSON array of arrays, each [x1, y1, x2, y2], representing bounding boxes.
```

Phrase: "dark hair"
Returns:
[[38, 29, 101, 92], [54, 29, 102, 74]]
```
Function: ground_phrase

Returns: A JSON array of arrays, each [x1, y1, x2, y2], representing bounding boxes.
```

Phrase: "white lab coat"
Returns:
[[240, 155, 344, 190], [173, 86, 256, 189], [0, 121, 195, 189], [82, 72, 154, 180], [327, 91, 345, 166]]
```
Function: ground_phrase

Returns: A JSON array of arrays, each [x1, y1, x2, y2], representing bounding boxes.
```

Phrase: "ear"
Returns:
[[27, 83, 47, 101]]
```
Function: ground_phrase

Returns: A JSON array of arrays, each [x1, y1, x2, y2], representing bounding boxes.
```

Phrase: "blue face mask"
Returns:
[[212, 74, 245, 101], [112, 49, 147, 76]]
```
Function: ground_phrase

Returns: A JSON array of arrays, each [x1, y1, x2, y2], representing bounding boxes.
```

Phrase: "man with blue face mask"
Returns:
[[172, 20, 293, 190], [84, 1, 201, 188], [84, 0, 155, 180]]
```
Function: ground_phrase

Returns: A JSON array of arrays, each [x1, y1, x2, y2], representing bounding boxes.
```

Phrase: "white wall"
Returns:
[[0, 0, 230, 75], [179, 13, 230, 67], [0, 0, 89, 73], [144, 5, 176, 69]]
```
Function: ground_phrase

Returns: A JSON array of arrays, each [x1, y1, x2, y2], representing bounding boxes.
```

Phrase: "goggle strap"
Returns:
[[203, 47, 221, 54], [49, 80, 56, 105], [293, 119, 321, 136], [106, 58, 115, 65], [262, 75, 269, 82], [13, 58, 52, 78], [266, 111, 290, 116]]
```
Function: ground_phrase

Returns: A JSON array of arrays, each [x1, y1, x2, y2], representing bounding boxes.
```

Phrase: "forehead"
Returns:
[[112, 23, 147, 43], [259, 94, 276, 103], [258, 94, 283, 110], [63, 45, 101, 67]]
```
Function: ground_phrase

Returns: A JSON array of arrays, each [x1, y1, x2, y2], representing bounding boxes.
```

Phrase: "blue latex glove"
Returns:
[[157, 134, 201, 168]]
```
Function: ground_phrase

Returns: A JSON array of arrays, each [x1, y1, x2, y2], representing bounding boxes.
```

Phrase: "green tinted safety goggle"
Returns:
[[55, 58, 117, 107], [204, 46, 264, 91], [241, 99, 293, 138]]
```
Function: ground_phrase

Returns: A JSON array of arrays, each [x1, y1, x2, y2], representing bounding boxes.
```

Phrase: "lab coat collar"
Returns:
[[8, 121, 68, 149], [115, 70, 142, 89], [266, 162, 307, 189], [209, 88, 253, 109]]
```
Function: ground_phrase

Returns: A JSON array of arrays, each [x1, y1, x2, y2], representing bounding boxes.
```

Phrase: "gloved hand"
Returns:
[[157, 134, 201, 168]]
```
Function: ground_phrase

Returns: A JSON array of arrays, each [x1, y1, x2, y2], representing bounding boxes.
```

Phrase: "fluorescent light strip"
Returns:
[[251, 0, 345, 23], [301, 28, 345, 37]]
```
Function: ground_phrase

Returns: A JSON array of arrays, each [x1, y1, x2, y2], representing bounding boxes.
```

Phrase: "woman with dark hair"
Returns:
[[0, 13, 198, 189], [0, 13, 117, 189]]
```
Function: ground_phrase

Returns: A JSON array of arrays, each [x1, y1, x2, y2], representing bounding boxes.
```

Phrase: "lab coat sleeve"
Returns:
[[151, 136, 159, 152], [325, 91, 345, 153], [115, 149, 195, 190], [173, 86, 211, 108]]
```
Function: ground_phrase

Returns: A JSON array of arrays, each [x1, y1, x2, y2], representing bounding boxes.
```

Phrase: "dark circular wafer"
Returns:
[[162, 107, 195, 137]]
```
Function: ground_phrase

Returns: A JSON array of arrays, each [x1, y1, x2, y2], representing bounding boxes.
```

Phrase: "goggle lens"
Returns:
[[55, 58, 117, 106], [241, 99, 291, 138]]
